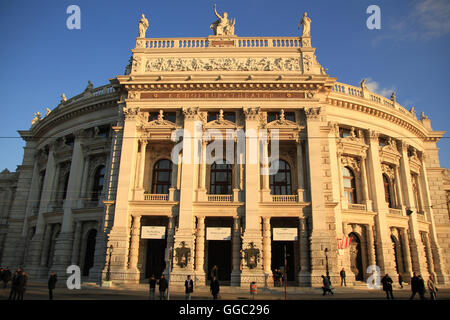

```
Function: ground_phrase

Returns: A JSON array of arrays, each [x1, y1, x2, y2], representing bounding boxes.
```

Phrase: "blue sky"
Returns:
[[0, 0, 449, 171]]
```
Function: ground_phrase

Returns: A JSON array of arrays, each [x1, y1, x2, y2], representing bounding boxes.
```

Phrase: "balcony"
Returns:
[[348, 203, 367, 211], [271, 195, 298, 203], [388, 208, 403, 216], [144, 194, 169, 201], [207, 194, 233, 202]]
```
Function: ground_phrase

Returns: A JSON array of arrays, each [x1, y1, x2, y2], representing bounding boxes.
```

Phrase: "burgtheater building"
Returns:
[[1, 9, 449, 287]]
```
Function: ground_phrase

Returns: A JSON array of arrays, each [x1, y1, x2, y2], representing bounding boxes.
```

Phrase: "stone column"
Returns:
[[39, 224, 52, 269], [27, 143, 58, 277], [194, 216, 206, 284], [128, 215, 141, 280], [52, 130, 87, 279], [171, 107, 201, 284], [163, 216, 175, 276], [360, 156, 372, 210], [394, 165, 404, 210], [262, 217, 272, 279], [197, 140, 207, 201], [366, 129, 396, 276], [296, 140, 305, 201], [418, 157, 447, 283], [400, 228, 413, 277], [233, 141, 240, 202], [399, 141, 428, 278], [241, 107, 265, 286], [305, 107, 334, 285], [422, 232, 436, 280], [298, 217, 311, 286], [231, 216, 241, 286], [80, 155, 91, 203], [137, 139, 147, 190], [70, 221, 82, 265], [260, 134, 271, 202], [366, 224, 376, 267]]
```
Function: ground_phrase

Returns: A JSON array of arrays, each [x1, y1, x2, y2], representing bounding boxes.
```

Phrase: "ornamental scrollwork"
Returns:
[[341, 156, 360, 173], [381, 163, 395, 180]]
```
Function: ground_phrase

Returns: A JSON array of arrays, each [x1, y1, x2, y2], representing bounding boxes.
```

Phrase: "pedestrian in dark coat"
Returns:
[[211, 265, 218, 280], [48, 272, 58, 300], [17, 271, 28, 300], [418, 275, 426, 300], [321, 275, 334, 296], [210, 276, 220, 300], [340, 268, 346, 287], [410, 272, 420, 299], [158, 275, 168, 300], [8, 269, 21, 300], [185, 275, 194, 300], [381, 274, 394, 300], [149, 275, 156, 300], [2, 267, 12, 289], [398, 274, 403, 289]]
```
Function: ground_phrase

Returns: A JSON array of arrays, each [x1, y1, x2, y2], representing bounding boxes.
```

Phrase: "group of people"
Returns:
[[272, 269, 284, 287], [0, 267, 28, 300], [381, 272, 439, 300], [148, 273, 220, 300]]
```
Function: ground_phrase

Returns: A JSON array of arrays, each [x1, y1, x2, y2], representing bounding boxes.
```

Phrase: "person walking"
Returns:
[[185, 275, 194, 300], [410, 272, 420, 300], [398, 274, 403, 289], [149, 275, 156, 300], [340, 268, 346, 287], [211, 265, 218, 280], [418, 275, 426, 300], [8, 268, 21, 300], [17, 270, 28, 300], [427, 276, 438, 300], [210, 276, 220, 300], [48, 272, 58, 300], [381, 274, 394, 300], [2, 267, 11, 289], [321, 275, 333, 296], [158, 275, 168, 300]]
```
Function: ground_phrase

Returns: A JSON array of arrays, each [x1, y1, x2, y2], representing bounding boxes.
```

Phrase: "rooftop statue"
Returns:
[[138, 14, 149, 38], [298, 12, 311, 37], [210, 4, 235, 36]]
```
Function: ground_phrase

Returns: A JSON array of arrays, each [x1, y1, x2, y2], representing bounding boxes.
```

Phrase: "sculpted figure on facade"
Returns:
[[298, 12, 311, 37], [210, 4, 235, 36], [31, 112, 42, 126], [138, 14, 149, 38]]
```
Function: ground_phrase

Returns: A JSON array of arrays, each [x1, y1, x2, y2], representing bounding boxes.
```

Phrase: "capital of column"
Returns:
[[123, 106, 140, 120], [304, 107, 321, 120], [367, 129, 379, 142], [182, 107, 200, 120], [243, 107, 261, 121]]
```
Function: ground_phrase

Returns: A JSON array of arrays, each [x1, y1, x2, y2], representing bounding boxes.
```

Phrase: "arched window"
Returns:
[[210, 160, 232, 195], [270, 159, 292, 195], [92, 165, 105, 202], [342, 167, 357, 204], [152, 159, 172, 194], [383, 174, 393, 208]]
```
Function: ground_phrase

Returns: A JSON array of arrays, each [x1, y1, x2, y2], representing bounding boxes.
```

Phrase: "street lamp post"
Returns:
[[106, 244, 113, 281]]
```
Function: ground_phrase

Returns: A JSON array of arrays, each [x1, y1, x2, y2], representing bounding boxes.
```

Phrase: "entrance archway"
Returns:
[[349, 232, 364, 281], [391, 235, 404, 275], [83, 229, 97, 276], [207, 240, 232, 281], [145, 238, 167, 279], [271, 241, 295, 281]]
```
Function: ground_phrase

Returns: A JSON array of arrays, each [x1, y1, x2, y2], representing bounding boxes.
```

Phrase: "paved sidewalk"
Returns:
[[1, 281, 449, 300]]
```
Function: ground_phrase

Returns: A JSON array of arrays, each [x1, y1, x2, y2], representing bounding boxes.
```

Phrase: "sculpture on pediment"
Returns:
[[61, 93, 67, 103], [390, 92, 396, 103], [210, 4, 235, 36], [298, 12, 311, 37], [138, 14, 149, 38], [31, 112, 42, 126], [45, 107, 52, 117], [217, 109, 224, 123], [85, 80, 93, 92], [420, 112, 429, 120], [409, 106, 416, 118], [360, 79, 368, 90]]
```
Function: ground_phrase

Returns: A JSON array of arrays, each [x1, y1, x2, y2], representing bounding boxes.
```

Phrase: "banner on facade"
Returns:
[[141, 226, 166, 239], [206, 227, 232, 241], [272, 228, 298, 241]]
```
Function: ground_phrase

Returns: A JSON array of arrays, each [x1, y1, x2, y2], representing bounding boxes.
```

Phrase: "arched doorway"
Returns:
[[349, 232, 364, 281], [83, 229, 97, 276], [391, 235, 404, 275]]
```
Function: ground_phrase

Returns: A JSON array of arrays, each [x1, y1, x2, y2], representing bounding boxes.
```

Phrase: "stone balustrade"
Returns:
[[388, 208, 403, 215], [144, 193, 169, 201], [207, 194, 233, 202], [348, 203, 367, 211], [271, 194, 298, 202]]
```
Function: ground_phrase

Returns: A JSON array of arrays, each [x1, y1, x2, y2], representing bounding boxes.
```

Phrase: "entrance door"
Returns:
[[349, 233, 364, 281], [207, 240, 231, 281], [83, 229, 97, 276], [145, 239, 167, 279], [271, 241, 295, 281]]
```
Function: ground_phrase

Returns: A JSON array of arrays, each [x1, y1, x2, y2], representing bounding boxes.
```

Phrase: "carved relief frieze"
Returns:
[[143, 57, 301, 72]]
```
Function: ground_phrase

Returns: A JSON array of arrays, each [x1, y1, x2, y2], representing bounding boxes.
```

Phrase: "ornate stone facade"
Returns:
[[0, 10, 449, 289]]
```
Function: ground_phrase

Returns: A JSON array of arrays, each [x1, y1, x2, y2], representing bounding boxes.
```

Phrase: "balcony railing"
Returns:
[[144, 194, 169, 201], [207, 194, 233, 202], [348, 203, 366, 211], [271, 195, 298, 203], [388, 208, 403, 215]]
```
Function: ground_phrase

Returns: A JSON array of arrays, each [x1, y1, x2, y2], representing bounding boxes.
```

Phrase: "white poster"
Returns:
[[141, 226, 166, 239], [273, 228, 298, 241], [206, 227, 232, 241]]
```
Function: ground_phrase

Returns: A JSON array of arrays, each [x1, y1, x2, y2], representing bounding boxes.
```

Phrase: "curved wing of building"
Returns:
[[0, 10, 449, 287]]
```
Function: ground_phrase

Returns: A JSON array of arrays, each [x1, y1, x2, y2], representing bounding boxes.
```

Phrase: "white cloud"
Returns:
[[364, 78, 395, 98], [372, 0, 450, 44]]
